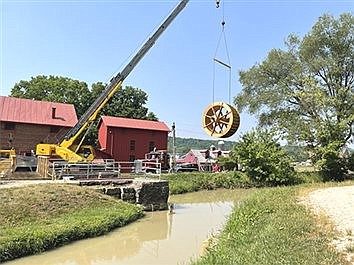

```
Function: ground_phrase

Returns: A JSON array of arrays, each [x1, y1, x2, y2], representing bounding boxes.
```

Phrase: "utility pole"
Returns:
[[172, 122, 176, 172]]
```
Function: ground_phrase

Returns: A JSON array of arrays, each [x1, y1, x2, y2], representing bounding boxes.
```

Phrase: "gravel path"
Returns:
[[305, 185, 354, 264]]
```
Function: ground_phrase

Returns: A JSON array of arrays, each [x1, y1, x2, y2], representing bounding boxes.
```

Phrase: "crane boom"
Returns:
[[62, 0, 189, 144], [36, 0, 189, 162]]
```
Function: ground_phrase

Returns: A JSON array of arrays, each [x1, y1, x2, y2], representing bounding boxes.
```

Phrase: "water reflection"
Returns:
[[4, 189, 251, 265]]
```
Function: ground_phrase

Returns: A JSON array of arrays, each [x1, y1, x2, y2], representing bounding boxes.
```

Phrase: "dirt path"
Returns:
[[0, 180, 76, 189], [304, 185, 354, 264]]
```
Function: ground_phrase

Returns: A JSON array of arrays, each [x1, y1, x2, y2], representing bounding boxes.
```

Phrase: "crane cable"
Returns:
[[212, 1, 232, 105]]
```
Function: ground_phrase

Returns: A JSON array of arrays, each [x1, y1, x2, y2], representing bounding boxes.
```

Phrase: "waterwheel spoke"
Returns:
[[211, 122, 218, 135], [203, 120, 215, 128], [219, 118, 230, 125], [205, 114, 216, 119], [211, 106, 218, 117], [216, 108, 224, 119], [220, 111, 231, 119], [218, 123, 225, 131]]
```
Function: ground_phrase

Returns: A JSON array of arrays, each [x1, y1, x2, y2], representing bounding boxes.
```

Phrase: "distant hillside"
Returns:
[[168, 136, 236, 154]]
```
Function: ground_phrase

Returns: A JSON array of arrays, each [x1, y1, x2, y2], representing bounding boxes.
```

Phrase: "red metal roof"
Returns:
[[0, 96, 77, 127], [101, 116, 170, 132]]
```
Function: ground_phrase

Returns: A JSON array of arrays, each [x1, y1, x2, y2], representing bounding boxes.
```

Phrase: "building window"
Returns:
[[50, 126, 61, 133], [129, 155, 135, 162], [149, 141, 155, 152], [130, 140, 136, 151], [4, 122, 15, 130]]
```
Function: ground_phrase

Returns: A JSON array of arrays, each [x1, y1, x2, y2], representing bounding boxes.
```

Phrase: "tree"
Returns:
[[10, 76, 158, 121], [347, 151, 354, 171], [11, 75, 91, 117], [235, 13, 354, 151], [231, 129, 297, 186], [91, 83, 158, 120], [11, 76, 159, 146], [317, 142, 347, 181]]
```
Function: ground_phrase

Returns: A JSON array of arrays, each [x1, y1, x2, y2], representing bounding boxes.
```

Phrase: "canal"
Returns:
[[4, 189, 252, 265]]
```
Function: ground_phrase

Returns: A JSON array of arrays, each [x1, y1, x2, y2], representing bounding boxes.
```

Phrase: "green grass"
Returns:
[[0, 184, 143, 262], [162, 172, 253, 194], [163, 169, 348, 195], [192, 186, 347, 265]]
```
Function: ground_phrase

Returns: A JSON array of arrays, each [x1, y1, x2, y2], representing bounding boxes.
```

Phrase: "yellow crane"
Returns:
[[36, 0, 189, 162], [36, 0, 240, 162]]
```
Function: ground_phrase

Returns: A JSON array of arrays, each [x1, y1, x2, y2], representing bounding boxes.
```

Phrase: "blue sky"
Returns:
[[1, 0, 353, 141]]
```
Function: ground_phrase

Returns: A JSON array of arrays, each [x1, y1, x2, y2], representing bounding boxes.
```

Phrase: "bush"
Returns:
[[296, 171, 323, 183], [162, 172, 253, 194], [347, 152, 354, 171], [216, 156, 238, 171], [316, 147, 347, 181], [232, 129, 298, 186]]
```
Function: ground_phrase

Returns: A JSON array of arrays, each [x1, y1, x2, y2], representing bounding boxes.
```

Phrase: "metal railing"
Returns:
[[50, 159, 120, 180], [36, 156, 161, 180]]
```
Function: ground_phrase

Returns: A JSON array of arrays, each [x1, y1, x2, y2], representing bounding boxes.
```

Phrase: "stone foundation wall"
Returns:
[[79, 179, 169, 211]]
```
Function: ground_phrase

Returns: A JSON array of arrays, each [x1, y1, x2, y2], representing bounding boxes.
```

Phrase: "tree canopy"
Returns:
[[10, 75, 157, 121], [90, 82, 157, 120], [11, 75, 91, 117], [235, 13, 354, 150]]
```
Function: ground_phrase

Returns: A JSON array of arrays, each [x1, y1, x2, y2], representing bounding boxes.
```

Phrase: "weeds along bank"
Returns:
[[164, 172, 253, 195], [192, 187, 347, 265], [0, 184, 143, 263], [164, 171, 302, 195], [164, 170, 352, 195]]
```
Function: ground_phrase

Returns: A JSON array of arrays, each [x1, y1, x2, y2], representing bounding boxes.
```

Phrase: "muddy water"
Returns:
[[4, 189, 251, 265]]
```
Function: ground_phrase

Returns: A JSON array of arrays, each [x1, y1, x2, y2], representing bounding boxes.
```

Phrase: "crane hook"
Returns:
[[216, 0, 220, 8]]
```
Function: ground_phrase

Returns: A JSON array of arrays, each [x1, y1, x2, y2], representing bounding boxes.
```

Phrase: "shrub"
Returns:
[[163, 172, 253, 194], [347, 152, 354, 171], [232, 128, 298, 186], [217, 156, 238, 171], [316, 146, 347, 181]]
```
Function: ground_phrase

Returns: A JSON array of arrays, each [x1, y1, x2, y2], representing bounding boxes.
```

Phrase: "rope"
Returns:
[[212, 1, 232, 104]]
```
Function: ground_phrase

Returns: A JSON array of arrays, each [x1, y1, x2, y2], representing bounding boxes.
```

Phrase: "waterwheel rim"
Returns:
[[202, 102, 240, 138]]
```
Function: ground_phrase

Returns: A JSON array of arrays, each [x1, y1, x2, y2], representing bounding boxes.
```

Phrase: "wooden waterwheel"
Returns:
[[202, 102, 240, 138]]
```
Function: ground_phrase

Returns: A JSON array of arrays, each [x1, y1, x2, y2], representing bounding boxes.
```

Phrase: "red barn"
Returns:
[[98, 116, 170, 162], [0, 96, 77, 155]]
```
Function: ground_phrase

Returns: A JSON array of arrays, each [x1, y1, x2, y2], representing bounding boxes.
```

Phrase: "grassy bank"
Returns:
[[192, 186, 347, 265], [163, 170, 323, 195], [163, 172, 253, 194], [0, 184, 143, 262]]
